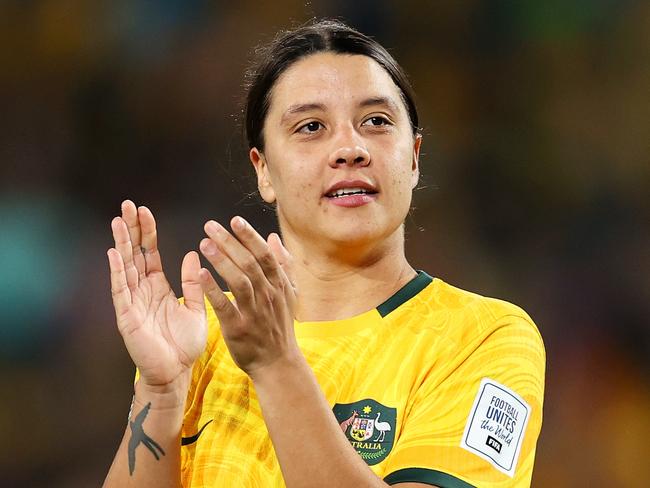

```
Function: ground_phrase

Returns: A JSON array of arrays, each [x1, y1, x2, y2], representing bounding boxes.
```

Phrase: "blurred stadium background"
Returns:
[[0, 1, 648, 486]]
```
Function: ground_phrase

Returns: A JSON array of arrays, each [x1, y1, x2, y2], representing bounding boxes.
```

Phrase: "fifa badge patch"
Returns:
[[460, 378, 531, 477], [333, 399, 396, 465]]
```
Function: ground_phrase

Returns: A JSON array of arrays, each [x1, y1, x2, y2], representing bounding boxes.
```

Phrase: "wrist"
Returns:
[[249, 351, 310, 389], [134, 374, 191, 411]]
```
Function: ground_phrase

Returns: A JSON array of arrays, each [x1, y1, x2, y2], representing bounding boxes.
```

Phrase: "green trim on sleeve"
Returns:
[[376, 271, 433, 317], [384, 468, 476, 488]]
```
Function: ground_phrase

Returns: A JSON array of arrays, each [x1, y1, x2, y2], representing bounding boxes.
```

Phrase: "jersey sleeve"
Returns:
[[382, 313, 545, 488]]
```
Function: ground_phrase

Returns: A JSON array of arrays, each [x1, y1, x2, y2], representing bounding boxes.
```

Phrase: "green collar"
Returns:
[[376, 271, 433, 318]]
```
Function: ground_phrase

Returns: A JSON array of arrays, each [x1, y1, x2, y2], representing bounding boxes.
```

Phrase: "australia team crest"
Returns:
[[333, 399, 396, 465]]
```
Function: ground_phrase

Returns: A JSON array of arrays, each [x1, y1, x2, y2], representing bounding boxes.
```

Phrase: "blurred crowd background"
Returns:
[[1, 1, 648, 486]]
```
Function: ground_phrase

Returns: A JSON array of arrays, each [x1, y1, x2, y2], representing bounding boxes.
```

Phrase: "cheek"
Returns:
[[383, 144, 415, 197], [274, 160, 321, 211]]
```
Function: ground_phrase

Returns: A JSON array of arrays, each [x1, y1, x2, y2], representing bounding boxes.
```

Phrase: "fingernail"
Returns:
[[206, 220, 220, 234], [198, 268, 210, 281], [201, 239, 218, 256], [232, 217, 246, 231]]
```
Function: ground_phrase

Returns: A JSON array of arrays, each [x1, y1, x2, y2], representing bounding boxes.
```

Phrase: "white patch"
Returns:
[[460, 378, 531, 477]]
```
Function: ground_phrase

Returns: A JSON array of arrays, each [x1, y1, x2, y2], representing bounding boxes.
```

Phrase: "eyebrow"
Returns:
[[280, 103, 326, 126], [358, 96, 401, 114], [279, 96, 402, 126]]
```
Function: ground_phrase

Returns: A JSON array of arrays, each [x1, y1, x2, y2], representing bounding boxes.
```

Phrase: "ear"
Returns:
[[411, 134, 422, 189], [250, 147, 276, 203]]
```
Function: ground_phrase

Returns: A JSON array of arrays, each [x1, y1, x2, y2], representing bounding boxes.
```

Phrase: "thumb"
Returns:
[[267, 233, 295, 288], [180, 251, 205, 314]]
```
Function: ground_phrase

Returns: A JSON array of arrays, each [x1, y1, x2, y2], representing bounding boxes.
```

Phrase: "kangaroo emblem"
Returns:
[[339, 410, 359, 434]]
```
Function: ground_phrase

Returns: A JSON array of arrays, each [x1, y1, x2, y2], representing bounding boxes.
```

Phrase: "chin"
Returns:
[[320, 220, 399, 249]]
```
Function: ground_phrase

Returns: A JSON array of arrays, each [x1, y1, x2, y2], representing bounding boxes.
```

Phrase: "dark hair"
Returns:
[[243, 19, 420, 151]]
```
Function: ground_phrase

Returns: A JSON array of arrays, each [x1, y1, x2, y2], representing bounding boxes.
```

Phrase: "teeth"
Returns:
[[329, 187, 369, 198]]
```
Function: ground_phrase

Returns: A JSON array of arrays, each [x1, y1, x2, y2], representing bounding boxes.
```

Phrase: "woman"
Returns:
[[104, 19, 544, 488]]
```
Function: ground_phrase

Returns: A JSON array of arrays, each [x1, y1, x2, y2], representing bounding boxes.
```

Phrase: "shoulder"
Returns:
[[391, 277, 545, 365], [414, 277, 541, 334]]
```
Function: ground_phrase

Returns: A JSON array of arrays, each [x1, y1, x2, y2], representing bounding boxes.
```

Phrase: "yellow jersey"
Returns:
[[179, 272, 545, 487]]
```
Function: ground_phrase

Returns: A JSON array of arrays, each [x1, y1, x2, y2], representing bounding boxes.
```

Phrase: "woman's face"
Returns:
[[250, 52, 421, 252]]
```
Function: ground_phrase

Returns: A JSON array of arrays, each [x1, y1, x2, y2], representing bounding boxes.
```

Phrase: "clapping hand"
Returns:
[[198, 217, 300, 379], [108, 200, 207, 393]]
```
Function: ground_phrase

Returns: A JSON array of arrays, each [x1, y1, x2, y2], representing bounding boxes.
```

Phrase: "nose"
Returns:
[[328, 131, 370, 168]]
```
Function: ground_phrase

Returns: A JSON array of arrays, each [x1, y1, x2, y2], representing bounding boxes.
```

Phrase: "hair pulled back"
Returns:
[[243, 19, 419, 151]]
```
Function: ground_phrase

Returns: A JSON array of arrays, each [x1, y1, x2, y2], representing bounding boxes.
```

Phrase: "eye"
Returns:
[[297, 121, 323, 134], [362, 116, 391, 127]]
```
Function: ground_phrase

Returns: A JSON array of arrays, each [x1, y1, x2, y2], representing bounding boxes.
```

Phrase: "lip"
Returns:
[[327, 193, 377, 208], [323, 179, 378, 197]]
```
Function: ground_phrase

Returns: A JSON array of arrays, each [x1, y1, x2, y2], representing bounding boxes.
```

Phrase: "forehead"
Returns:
[[268, 52, 406, 117]]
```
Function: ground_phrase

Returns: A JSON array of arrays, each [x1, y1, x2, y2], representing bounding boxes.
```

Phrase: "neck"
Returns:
[[283, 226, 416, 322]]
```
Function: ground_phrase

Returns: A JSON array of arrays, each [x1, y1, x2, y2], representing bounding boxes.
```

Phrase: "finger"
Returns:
[[121, 200, 146, 280], [268, 233, 296, 289], [267, 233, 297, 312], [230, 217, 284, 287], [107, 248, 132, 321], [111, 216, 139, 291], [198, 267, 239, 324], [276, 263, 297, 314], [279, 259, 297, 311], [181, 251, 205, 314], [204, 220, 270, 293], [200, 236, 256, 309], [138, 206, 164, 275]]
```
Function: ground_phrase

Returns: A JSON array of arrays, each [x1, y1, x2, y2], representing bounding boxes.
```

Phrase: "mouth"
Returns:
[[323, 181, 379, 208], [324, 179, 379, 199], [325, 187, 378, 199]]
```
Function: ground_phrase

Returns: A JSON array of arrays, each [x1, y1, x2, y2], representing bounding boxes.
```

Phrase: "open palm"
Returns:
[[107, 200, 207, 388]]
